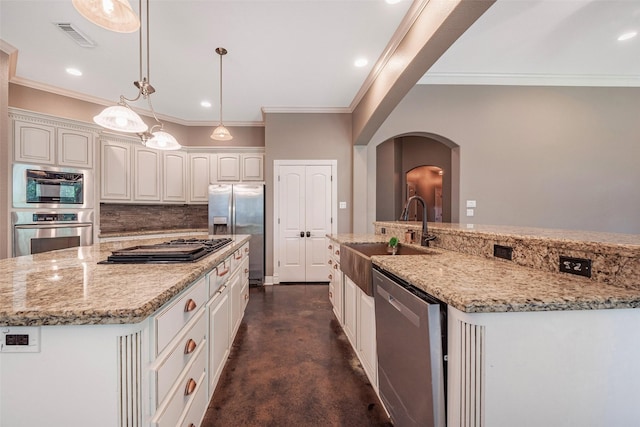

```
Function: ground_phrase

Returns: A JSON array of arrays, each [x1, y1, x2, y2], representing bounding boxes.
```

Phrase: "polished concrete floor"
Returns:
[[201, 284, 392, 426]]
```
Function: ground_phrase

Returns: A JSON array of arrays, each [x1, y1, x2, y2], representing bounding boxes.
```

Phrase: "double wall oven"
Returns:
[[12, 164, 94, 257]]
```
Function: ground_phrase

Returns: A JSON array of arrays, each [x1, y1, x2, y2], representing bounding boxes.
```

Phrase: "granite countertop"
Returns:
[[0, 234, 249, 327], [328, 234, 640, 313]]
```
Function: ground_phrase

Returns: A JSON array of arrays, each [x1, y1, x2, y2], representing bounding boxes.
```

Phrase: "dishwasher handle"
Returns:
[[377, 286, 420, 327]]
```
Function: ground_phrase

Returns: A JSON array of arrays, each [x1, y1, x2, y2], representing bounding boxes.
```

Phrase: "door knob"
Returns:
[[300, 231, 305, 238], [306, 231, 310, 237]]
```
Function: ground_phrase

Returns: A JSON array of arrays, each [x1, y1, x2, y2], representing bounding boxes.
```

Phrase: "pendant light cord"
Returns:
[[219, 50, 223, 125]]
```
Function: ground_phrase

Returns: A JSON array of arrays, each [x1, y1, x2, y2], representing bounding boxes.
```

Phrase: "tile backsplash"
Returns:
[[99, 203, 207, 234]]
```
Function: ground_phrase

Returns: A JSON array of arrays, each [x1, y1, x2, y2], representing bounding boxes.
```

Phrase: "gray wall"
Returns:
[[0, 51, 9, 259], [375, 139, 402, 221], [264, 112, 353, 277], [365, 85, 640, 234]]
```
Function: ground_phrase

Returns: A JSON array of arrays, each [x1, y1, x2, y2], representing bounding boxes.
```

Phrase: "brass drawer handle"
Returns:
[[217, 267, 229, 277], [184, 298, 197, 312], [244, 293, 249, 300], [328, 244, 333, 250], [184, 338, 197, 355], [328, 273, 333, 280], [244, 268, 249, 273], [244, 246, 249, 253], [328, 259, 333, 265], [235, 252, 242, 260], [333, 264, 338, 270], [329, 291, 332, 298], [184, 378, 197, 396], [335, 249, 340, 256]]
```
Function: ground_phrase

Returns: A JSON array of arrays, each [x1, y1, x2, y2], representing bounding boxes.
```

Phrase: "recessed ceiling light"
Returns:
[[385, 0, 402, 4], [65, 67, 82, 76], [201, 101, 212, 108], [354, 58, 368, 68], [618, 31, 637, 41]]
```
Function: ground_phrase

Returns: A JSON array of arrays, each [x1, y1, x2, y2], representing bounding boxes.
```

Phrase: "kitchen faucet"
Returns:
[[400, 195, 436, 247]]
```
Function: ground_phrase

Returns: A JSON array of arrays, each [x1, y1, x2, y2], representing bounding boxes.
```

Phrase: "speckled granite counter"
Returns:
[[0, 234, 249, 326], [328, 232, 640, 313]]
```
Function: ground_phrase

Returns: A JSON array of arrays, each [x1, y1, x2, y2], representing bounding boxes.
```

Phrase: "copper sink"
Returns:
[[340, 242, 436, 296]]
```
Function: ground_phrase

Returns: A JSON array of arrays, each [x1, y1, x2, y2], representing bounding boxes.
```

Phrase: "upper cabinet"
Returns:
[[217, 153, 240, 181], [163, 151, 187, 202], [189, 153, 214, 203], [11, 111, 96, 168], [101, 140, 132, 201], [241, 153, 264, 181]]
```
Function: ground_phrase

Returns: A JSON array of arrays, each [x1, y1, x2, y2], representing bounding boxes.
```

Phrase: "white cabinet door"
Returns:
[[228, 271, 243, 339], [277, 164, 332, 282], [188, 153, 211, 203], [343, 276, 357, 348], [13, 120, 56, 164], [100, 140, 131, 201], [217, 153, 240, 181], [241, 153, 264, 181], [207, 286, 230, 398], [134, 146, 161, 201], [57, 128, 94, 168], [163, 151, 187, 202], [358, 292, 377, 388]]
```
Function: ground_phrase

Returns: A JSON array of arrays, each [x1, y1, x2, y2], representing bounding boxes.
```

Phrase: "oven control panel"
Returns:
[[32, 213, 78, 222], [0, 327, 40, 353]]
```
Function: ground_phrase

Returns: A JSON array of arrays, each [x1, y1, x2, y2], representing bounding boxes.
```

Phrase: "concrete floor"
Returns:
[[201, 284, 392, 426]]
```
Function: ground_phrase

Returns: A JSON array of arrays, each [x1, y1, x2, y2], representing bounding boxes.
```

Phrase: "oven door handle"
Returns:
[[14, 222, 93, 230]]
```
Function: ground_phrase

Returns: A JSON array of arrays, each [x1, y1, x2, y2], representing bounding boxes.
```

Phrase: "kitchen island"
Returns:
[[0, 233, 251, 427], [328, 224, 640, 427]]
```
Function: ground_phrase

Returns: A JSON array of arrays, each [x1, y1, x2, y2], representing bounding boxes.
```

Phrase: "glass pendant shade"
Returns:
[[72, 0, 140, 33], [146, 131, 181, 150], [210, 124, 233, 141], [93, 105, 148, 133]]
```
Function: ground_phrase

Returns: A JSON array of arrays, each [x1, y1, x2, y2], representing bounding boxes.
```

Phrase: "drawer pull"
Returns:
[[188, 424, 195, 427], [333, 264, 339, 270], [328, 244, 333, 250], [217, 267, 229, 277], [335, 249, 340, 256], [328, 259, 333, 265], [244, 246, 249, 253], [329, 291, 333, 298], [244, 268, 249, 273], [184, 299, 197, 312], [184, 378, 197, 396], [235, 252, 242, 260], [328, 273, 333, 280], [244, 293, 249, 300], [184, 338, 197, 355]]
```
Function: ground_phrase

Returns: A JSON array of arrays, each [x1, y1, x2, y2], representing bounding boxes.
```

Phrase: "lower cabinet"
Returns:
[[207, 283, 230, 398], [338, 271, 378, 391]]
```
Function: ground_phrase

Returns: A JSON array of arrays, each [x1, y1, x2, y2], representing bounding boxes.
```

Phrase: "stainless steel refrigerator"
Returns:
[[208, 183, 265, 285]]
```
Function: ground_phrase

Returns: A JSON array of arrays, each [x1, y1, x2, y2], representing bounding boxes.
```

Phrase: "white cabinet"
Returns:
[[163, 151, 187, 202], [207, 283, 230, 397], [134, 145, 161, 201], [241, 153, 264, 181], [217, 153, 240, 181], [13, 120, 56, 164], [327, 240, 343, 324], [189, 153, 214, 203], [12, 116, 95, 168], [343, 276, 358, 348], [358, 292, 377, 388], [57, 128, 94, 168], [100, 140, 132, 201]]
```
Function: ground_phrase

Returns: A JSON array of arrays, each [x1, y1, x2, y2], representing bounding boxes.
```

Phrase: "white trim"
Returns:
[[418, 72, 640, 87]]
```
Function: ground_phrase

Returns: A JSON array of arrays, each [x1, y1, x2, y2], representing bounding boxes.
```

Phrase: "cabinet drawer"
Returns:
[[152, 345, 206, 427], [155, 310, 206, 406], [155, 276, 207, 355], [229, 246, 245, 272], [179, 369, 208, 427], [209, 259, 231, 297]]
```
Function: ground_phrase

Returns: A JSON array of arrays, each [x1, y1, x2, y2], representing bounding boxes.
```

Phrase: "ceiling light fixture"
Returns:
[[211, 47, 233, 141], [66, 67, 83, 76], [72, 0, 140, 33], [618, 31, 637, 41], [92, 0, 180, 150], [354, 58, 368, 67]]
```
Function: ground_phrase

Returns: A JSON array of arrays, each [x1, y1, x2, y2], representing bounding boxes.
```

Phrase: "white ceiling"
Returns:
[[1, 0, 639, 126]]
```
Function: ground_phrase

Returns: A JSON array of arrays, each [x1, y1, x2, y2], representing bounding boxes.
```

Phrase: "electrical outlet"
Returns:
[[381, 227, 386, 234], [559, 256, 592, 278], [493, 245, 513, 260]]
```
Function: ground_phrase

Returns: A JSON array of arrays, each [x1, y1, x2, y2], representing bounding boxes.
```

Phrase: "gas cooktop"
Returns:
[[99, 238, 233, 264]]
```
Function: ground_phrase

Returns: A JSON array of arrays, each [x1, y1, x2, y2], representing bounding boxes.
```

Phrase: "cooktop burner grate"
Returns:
[[99, 237, 233, 264]]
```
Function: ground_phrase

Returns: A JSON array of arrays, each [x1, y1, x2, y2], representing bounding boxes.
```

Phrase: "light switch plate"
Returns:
[[466, 200, 477, 208], [466, 209, 475, 217], [339, 201, 347, 209]]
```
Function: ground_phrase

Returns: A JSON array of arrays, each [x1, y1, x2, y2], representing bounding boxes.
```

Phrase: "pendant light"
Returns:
[[92, 0, 181, 150], [211, 47, 233, 141], [72, 0, 140, 33]]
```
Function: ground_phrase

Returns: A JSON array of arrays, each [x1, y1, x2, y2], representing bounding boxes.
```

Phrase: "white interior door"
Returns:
[[276, 161, 334, 283]]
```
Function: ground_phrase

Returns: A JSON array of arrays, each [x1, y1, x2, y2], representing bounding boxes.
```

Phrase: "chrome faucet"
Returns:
[[400, 195, 436, 247]]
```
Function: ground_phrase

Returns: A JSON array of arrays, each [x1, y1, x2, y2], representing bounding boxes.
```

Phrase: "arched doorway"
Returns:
[[375, 133, 458, 223]]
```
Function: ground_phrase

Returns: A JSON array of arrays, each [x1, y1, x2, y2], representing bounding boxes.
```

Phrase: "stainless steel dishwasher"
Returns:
[[373, 266, 446, 427]]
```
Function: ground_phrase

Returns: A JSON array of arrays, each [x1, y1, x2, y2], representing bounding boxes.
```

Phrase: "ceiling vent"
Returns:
[[54, 23, 96, 48]]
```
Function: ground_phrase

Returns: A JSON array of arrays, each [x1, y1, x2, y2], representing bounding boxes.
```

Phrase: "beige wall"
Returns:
[[264, 112, 353, 277], [364, 84, 640, 234], [8, 84, 264, 147]]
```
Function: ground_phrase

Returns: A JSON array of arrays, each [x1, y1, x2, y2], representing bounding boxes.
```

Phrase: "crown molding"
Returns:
[[261, 106, 351, 115], [418, 72, 640, 87], [9, 77, 264, 127]]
